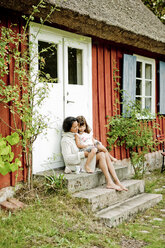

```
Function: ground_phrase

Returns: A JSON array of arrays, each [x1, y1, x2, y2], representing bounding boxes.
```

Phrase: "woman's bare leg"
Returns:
[[105, 152, 128, 191], [85, 148, 97, 173], [96, 152, 122, 191]]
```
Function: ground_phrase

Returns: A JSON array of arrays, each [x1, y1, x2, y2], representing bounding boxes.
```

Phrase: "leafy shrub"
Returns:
[[0, 132, 21, 175]]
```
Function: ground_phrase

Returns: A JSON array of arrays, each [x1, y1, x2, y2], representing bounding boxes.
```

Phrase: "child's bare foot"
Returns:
[[85, 166, 93, 173], [106, 183, 122, 191]]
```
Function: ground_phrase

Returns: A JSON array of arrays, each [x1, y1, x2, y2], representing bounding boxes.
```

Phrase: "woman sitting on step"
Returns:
[[61, 116, 128, 191]]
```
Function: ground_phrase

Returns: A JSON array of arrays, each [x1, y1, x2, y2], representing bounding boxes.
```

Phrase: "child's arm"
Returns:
[[75, 134, 87, 149]]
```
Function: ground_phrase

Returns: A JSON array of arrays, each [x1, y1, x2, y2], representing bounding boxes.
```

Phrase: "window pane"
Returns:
[[136, 79, 142, 95], [136, 97, 142, 110], [145, 98, 151, 111], [136, 61, 142, 78], [145, 63, 152, 79], [145, 80, 152, 96], [38, 41, 58, 83], [68, 47, 82, 85]]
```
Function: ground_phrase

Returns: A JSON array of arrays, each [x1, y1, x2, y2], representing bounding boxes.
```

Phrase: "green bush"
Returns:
[[106, 103, 159, 178]]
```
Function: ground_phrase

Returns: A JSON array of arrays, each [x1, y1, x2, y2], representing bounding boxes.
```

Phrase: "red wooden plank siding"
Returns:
[[8, 17, 21, 186], [104, 46, 112, 150], [116, 50, 127, 159], [111, 48, 121, 159], [97, 45, 107, 145], [0, 15, 11, 188], [0, 13, 25, 189], [20, 19, 28, 183], [92, 42, 126, 159], [92, 44, 100, 141]]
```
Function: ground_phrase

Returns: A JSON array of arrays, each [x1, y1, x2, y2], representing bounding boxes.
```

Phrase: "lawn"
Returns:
[[0, 169, 164, 248]]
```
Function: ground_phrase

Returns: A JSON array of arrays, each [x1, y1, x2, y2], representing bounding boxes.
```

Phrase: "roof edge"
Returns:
[[0, 1, 165, 55]]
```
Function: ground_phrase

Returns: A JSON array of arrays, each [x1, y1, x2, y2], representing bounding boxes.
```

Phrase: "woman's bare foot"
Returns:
[[116, 183, 128, 191], [106, 183, 123, 191]]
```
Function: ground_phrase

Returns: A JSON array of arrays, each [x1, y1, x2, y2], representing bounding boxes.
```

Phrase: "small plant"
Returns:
[[45, 173, 67, 192], [0, 132, 21, 176]]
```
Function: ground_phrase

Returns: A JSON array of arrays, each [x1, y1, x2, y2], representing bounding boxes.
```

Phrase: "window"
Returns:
[[135, 55, 155, 114], [68, 47, 83, 85], [38, 40, 58, 83]]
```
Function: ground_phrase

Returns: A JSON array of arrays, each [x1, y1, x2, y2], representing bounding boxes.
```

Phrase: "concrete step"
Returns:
[[36, 164, 129, 193], [96, 193, 162, 227], [64, 164, 128, 193], [73, 179, 145, 212]]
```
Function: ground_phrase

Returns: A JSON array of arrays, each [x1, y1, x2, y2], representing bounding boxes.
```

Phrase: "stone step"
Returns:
[[73, 179, 145, 212], [96, 193, 162, 227], [65, 164, 129, 193]]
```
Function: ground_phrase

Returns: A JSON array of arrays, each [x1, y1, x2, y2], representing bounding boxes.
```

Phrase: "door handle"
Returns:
[[67, 100, 75, 104]]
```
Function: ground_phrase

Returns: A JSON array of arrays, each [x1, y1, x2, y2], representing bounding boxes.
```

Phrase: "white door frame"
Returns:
[[30, 22, 92, 174]]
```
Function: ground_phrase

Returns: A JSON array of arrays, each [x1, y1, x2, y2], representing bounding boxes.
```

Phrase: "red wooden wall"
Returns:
[[0, 10, 27, 189], [92, 40, 165, 160]]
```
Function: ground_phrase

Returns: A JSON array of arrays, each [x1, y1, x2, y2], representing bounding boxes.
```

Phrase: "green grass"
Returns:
[[0, 169, 164, 248]]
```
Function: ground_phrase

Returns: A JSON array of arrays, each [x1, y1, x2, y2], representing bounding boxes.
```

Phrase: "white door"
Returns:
[[64, 38, 92, 121], [30, 24, 92, 174]]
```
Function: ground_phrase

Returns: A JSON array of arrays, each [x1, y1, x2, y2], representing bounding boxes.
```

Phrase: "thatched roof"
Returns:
[[0, 0, 165, 55]]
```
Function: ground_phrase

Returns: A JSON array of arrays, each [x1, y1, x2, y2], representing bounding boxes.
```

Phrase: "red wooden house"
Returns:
[[0, 0, 165, 189]]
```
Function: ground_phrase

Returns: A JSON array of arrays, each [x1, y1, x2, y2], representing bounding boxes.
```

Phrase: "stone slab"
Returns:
[[96, 193, 162, 227], [0, 200, 18, 212], [8, 198, 25, 208]]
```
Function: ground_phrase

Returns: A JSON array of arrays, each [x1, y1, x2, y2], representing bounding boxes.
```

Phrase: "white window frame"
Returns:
[[134, 54, 155, 115]]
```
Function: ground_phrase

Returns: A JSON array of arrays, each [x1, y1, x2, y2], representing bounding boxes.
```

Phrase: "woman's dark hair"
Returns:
[[76, 116, 91, 134], [62, 116, 77, 132]]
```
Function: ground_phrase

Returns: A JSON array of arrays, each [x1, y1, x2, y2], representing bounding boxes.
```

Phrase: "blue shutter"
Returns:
[[122, 54, 136, 114], [159, 61, 165, 115]]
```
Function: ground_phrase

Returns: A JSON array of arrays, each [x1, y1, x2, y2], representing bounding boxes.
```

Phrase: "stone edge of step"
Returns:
[[96, 193, 162, 217]]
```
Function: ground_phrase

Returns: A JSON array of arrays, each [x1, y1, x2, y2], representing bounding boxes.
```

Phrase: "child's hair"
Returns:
[[76, 116, 91, 134]]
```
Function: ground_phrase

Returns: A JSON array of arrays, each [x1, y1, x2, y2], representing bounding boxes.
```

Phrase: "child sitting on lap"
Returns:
[[75, 116, 117, 173]]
